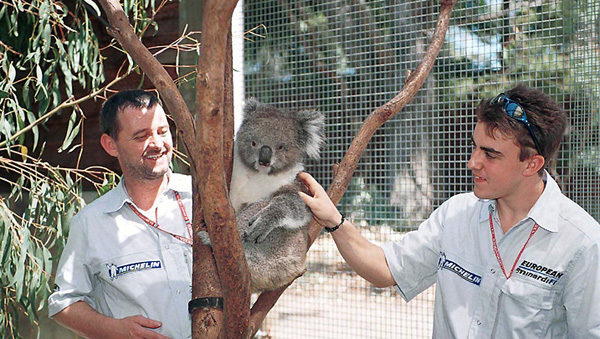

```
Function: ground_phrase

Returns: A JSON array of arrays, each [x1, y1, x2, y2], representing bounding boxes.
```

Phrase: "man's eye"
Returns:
[[485, 152, 496, 159]]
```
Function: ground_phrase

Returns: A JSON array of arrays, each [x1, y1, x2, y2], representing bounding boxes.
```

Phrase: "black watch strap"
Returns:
[[324, 213, 345, 233]]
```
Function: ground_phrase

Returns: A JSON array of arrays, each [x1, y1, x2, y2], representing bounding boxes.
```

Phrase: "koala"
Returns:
[[199, 99, 324, 293]]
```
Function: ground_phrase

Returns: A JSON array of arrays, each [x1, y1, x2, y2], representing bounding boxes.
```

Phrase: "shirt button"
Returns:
[[490, 268, 496, 274], [476, 320, 482, 326]]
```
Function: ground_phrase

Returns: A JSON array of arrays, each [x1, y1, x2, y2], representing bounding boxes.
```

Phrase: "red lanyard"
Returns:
[[489, 212, 538, 279], [127, 191, 193, 245]]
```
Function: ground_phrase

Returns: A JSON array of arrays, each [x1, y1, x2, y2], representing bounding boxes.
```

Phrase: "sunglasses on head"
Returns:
[[491, 93, 542, 155]]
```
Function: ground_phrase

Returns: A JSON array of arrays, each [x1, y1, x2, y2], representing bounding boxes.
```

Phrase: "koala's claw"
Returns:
[[244, 217, 275, 243]]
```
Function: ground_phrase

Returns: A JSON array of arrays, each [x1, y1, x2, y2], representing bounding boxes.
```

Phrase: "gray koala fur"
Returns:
[[198, 99, 325, 293]]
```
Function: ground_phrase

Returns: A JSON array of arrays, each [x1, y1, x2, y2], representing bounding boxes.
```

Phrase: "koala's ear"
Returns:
[[297, 109, 325, 160], [243, 98, 261, 121]]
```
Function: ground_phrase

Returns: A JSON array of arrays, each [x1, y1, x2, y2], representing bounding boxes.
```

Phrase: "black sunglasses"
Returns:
[[491, 93, 542, 155]]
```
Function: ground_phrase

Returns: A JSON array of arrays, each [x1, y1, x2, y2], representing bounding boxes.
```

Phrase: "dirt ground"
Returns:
[[257, 229, 436, 338]]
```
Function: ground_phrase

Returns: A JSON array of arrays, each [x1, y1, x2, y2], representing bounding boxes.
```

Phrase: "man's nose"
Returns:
[[467, 149, 480, 170], [148, 133, 164, 148]]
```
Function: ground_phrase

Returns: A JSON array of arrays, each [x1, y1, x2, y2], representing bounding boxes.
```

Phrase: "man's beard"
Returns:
[[125, 152, 172, 181]]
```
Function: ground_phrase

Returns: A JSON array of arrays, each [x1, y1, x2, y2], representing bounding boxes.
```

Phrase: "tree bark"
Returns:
[[248, 0, 458, 334]]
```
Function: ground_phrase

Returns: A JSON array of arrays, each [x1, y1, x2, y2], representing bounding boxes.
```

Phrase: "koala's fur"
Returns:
[[199, 99, 325, 293]]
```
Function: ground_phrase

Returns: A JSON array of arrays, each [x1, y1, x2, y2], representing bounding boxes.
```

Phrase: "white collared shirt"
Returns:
[[49, 173, 193, 338], [382, 172, 600, 338]]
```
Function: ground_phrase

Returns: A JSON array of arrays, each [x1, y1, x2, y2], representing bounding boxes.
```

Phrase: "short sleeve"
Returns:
[[381, 200, 448, 301], [48, 213, 95, 317]]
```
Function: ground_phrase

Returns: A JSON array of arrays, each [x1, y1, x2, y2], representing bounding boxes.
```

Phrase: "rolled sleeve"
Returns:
[[381, 202, 447, 302], [48, 214, 95, 317]]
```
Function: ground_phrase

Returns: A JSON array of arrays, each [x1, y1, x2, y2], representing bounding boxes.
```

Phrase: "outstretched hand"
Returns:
[[297, 172, 343, 228]]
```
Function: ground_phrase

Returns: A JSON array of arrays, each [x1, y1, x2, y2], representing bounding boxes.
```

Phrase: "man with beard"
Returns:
[[299, 85, 600, 338], [49, 90, 192, 338]]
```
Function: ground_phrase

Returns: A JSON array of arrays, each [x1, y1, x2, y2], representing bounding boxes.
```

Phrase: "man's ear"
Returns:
[[100, 133, 119, 157], [523, 154, 545, 177]]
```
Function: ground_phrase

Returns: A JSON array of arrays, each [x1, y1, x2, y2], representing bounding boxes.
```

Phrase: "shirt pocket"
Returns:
[[501, 278, 560, 309], [499, 277, 566, 337]]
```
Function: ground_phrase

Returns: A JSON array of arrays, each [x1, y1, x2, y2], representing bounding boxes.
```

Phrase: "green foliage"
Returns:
[[0, 149, 119, 338], [0, 0, 104, 152], [0, 0, 163, 337]]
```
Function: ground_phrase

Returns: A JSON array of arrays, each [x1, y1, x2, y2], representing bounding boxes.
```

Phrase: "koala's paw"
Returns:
[[197, 231, 211, 246], [244, 216, 275, 243]]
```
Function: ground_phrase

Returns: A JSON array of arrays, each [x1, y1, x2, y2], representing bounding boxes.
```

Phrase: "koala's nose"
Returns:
[[258, 146, 272, 166]]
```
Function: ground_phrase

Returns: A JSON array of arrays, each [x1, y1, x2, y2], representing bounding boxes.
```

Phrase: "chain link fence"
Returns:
[[244, 0, 600, 337]]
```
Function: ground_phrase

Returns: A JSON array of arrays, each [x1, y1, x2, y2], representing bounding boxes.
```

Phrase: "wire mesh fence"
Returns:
[[244, 0, 600, 337]]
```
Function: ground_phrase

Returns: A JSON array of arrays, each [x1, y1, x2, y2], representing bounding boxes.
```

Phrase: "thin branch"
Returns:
[[0, 70, 132, 148]]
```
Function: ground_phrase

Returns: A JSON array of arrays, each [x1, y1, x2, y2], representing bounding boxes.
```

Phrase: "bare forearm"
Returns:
[[53, 301, 118, 339], [53, 301, 168, 339], [330, 220, 396, 288]]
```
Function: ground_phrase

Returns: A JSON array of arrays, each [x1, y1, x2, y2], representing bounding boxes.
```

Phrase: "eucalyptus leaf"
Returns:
[[58, 110, 81, 153], [8, 63, 16, 85], [82, 0, 102, 17]]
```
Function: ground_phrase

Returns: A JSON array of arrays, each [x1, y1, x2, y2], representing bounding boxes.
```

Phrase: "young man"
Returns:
[[299, 85, 600, 338], [49, 90, 192, 338]]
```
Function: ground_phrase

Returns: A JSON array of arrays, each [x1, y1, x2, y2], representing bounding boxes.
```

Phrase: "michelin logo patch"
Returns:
[[107, 260, 162, 280], [438, 252, 482, 286], [515, 260, 563, 285]]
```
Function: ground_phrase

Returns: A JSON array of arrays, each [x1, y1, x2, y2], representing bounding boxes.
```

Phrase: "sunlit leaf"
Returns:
[[58, 110, 81, 153]]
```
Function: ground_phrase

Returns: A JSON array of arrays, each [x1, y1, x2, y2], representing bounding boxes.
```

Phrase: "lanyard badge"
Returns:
[[489, 212, 538, 280], [127, 190, 193, 245]]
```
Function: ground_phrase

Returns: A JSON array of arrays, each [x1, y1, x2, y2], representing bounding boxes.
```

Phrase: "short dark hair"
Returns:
[[100, 90, 159, 138], [475, 85, 567, 166]]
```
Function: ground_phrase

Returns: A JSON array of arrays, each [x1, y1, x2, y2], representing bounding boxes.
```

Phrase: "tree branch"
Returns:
[[248, 0, 458, 334]]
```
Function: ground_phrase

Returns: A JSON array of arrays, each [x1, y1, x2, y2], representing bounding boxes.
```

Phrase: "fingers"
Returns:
[[298, 191, 313, 205], [297, 172, 325, 196], [121, 316, 172, 339], [131, 315, 162, 329]]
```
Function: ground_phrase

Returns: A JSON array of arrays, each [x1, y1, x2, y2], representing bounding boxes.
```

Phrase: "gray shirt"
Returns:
[[382, 172, 600, 338], [49, 173, 193, 338]]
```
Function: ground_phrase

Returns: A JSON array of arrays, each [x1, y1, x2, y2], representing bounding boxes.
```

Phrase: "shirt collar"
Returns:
[[102, 172, 180, 214], [527, 171, 561, 232], [477, 171, 561, 232]]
